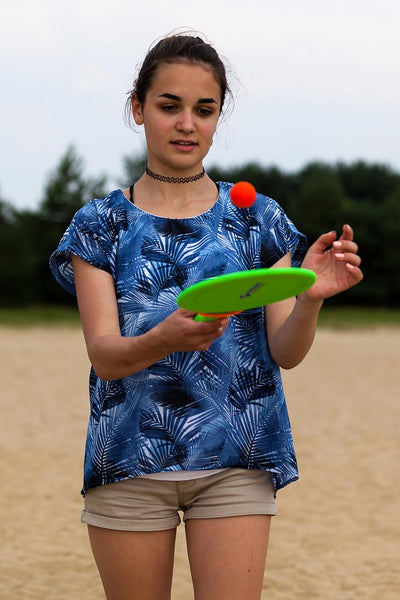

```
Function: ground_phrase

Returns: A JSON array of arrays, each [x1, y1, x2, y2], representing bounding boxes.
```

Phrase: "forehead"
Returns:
[[149, 62, 222, 103]]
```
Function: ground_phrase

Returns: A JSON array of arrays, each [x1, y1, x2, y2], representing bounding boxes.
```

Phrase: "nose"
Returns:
[[176, 109, 195, 133]]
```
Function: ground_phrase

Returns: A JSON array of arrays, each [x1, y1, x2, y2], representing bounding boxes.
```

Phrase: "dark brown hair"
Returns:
[[126, 32, 233, 124]]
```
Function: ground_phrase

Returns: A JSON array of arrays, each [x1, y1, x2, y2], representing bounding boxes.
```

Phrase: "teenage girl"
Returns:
[[50, 32, 362, 600]]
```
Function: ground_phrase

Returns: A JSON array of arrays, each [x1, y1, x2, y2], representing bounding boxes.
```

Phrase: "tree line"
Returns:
[[1, 146, 398, 307]]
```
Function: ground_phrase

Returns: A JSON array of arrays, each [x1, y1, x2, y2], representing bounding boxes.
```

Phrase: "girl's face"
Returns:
[[132, 62, 221, 175]]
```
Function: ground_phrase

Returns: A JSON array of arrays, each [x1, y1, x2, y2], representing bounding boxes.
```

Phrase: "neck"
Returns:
[[128, 173, 219, 218], [145, 165, 205, 184]]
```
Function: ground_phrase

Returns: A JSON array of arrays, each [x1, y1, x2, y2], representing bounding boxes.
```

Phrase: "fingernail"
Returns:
[[335, 253, 345, 258], [333, 241, 342, 248]]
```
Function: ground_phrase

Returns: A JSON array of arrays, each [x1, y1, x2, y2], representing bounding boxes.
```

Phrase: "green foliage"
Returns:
[[0, 305, 80, 327], [0, 146, 107, 306], [1, 148, 399, 308], [119, 148, 148, 188], [288, 162, 351, 239], [317, 306, 400, 329]]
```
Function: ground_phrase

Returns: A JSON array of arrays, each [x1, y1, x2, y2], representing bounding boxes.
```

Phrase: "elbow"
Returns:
[[269, 339, 312, 370], [90, 355, 140, 381], [91, 361, 119, 381], [89, 348, 126, 381], [87, 337, 129, 381], [280, 360, 302, 371], [270, 350, 305, 370], [276, 357, 302, 370]]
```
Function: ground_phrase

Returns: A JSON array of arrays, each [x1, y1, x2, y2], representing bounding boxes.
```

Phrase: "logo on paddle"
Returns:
[[239, 282, 265, 299]]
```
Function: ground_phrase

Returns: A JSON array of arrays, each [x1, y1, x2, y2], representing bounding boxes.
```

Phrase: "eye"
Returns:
[[161, 104, 178, 112], [196, 107, 214, 117]]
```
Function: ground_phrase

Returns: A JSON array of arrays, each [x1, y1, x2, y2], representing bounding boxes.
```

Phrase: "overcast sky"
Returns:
[[1, 0, 399, 210]]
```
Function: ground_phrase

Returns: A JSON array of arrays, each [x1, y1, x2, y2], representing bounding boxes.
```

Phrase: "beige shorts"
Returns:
[[82, 469, 277, 531]]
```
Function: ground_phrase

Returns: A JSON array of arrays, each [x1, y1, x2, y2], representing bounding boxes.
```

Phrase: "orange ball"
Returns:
[[230, 181, 257, 208]]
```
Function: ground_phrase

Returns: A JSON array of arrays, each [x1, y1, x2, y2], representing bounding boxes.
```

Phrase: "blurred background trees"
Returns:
[[1, 147, 399, 307], [0, 146, 107, 306]]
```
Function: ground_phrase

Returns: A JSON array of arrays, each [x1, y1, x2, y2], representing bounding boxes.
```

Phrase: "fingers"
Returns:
[[313, 225, 359, 262], [339, 223, 354, 242], [345, 263, 363, 280], [195, 317, 229, 336], [314, 224, 354, 249], [333, 240, 359, 259], [333, 227, 360, 266], [180, 309, 228, 333], [171, 309, 229, 352], [203, 317, 229, 338], [332, 227, 363, 283], [311, 230, 337, 253], [190, 318, 229, 351]]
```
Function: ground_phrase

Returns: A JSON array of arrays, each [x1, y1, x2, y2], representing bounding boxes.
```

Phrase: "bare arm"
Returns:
[[265, 254, 322, 369], [72, 255, 228, 380], [266, 225, 363, 369]]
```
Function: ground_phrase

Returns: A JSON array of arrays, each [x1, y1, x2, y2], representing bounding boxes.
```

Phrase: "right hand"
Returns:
[[155, 308, 229, 353]]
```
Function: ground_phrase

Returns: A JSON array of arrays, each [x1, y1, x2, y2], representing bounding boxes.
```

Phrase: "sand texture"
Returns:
[[0, 326, 399, 599]]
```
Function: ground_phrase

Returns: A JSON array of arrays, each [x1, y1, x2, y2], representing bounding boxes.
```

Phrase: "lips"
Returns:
[[172, 140, 197, 148]]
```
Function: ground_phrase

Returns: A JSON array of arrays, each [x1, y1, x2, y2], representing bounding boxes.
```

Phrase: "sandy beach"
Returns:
[[1, 325, 399, 599]]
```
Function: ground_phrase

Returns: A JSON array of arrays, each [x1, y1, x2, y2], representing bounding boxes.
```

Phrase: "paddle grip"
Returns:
[[194, 314, 217, 322]]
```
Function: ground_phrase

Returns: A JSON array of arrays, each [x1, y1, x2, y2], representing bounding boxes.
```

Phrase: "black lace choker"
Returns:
[[145, 165, 205, 184]]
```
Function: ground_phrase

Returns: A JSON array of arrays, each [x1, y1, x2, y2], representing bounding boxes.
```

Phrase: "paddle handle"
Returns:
[[194, 310, 241, 322], [194, 314, 217, 322]]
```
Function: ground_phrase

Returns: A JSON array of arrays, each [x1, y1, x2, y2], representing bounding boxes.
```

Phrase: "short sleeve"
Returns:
[[49, 199, 113, 296], [260, 199, 308, 267]]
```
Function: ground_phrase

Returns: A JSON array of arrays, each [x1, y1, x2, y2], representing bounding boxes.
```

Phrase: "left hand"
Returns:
[[301, 224, 363, 301]]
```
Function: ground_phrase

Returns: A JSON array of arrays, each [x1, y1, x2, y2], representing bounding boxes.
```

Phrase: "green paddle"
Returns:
[[177, 268, 316, 321]]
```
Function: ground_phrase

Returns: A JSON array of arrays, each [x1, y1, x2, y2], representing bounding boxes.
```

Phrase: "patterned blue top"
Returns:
[[50, 182, 307, 495]]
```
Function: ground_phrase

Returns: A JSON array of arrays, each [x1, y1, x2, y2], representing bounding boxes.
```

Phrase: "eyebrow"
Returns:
[[158, 93, 218, 105]]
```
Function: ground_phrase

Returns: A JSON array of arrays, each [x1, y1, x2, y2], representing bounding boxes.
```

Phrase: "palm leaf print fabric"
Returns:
[[50, 182, 307, 494]]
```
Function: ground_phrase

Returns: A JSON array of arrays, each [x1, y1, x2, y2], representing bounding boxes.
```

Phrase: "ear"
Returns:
[[131, 94, 144, 125]]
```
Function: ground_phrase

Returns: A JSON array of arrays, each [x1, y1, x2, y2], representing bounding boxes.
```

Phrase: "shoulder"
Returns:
[[72, 189, 130, 230], [82, 189, 128, 217]]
